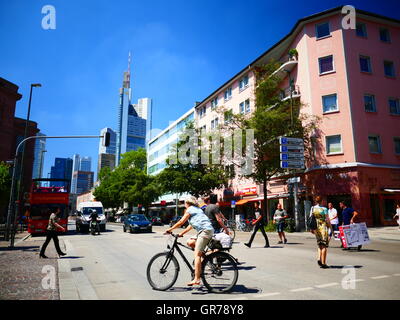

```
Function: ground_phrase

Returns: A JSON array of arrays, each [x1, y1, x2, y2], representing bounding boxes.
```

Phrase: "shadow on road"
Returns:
[[328, 265, 363, 269], [285, 242, 304, 245], [189, 284, 261, 295], [59, 256, 83, 259]]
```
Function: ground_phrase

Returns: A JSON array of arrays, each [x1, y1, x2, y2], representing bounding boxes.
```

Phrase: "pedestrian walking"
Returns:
[[39, 207, 66, 258], [244, 202, 270, 248], [273, 203, 288, 244], [328, 202, 339, 238], [339, 200, 363, 251], [309, 196, 332, 269], [394, 204, 400, 230]]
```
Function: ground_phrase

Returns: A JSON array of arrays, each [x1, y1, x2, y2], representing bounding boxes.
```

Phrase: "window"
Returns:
[[239, 75, 249, 91], [379, 28, 391, 43], [359, 55, 372, 73], [198, 106, 207, 118], [322, 94, 338, 113], [200, 125, 206, 134], [224, 87, 232, 101], [316, 22, 330, 39], [389, 98, 400, 115], [326, 135, 342, 154], [394, 137, 400, 155], [368, 135, 382, 154], [356, 22, 367, 38], [319, 55, 334, 74], [211, 117, 219, 129], [211, 97, 218, 109], [384, 61, 395, 77], [364, 94, 377, 112], [239, 99, 250, 114]]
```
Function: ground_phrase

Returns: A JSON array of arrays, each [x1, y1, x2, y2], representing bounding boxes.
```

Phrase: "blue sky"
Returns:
[[0, 0, 398, 179]]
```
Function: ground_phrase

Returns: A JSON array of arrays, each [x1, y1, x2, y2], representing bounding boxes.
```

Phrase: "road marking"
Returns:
[[348, 279, 365, 283], [290, 287, 314, 292], [393, 274, 400, 277], [371, 275, 390, 280], [315, 282, 339, 288], [255, 292, 281, 298]]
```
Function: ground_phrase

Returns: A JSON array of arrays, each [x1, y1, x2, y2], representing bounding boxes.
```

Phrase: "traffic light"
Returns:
[[102, 132, 111, 147]]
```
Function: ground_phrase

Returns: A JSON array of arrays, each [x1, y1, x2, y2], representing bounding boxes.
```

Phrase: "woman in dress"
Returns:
[[310, 196, 332, 269]]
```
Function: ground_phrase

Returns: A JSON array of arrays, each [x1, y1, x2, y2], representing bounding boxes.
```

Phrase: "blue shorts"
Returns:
[[276, 222, 285, 233]]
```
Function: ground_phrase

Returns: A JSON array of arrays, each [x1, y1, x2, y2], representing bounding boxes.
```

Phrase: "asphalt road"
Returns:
[[26, 220, 400, 300]]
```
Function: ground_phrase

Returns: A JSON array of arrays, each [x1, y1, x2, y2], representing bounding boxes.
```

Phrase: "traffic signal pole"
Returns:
[[6, 134, 108, 247]]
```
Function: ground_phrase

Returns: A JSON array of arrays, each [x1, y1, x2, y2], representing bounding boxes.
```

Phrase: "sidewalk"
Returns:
[[0, 234, 61, 300]]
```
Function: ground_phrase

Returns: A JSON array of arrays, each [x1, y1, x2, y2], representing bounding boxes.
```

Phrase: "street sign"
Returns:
[[231, 200, 236, 208], [280, 145, 304, 153], [281, 160, 305, 169], [279, 137, 304, 146], [280, 153, 305, 160]]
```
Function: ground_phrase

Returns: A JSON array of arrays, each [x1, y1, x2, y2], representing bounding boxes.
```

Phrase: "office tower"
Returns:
[[71, 171, 94, 195], [80, 156, 91, 172], [116, 53, 151, 166], [50, 157, 73, 188], [32, 133, 46, 180]]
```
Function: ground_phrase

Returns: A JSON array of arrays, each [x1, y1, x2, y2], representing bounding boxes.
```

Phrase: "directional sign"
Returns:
[[280, 145, 304, 153], [280, 160, 305, 169], [280, 153, 305, 160], [279, 137, 304, 146]]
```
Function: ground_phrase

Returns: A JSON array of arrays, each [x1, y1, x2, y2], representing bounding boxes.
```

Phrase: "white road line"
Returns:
[[290, 287, 314, 292], [393, 274, 400, 277], [371, 275, 390, 280], [255, 292, 281, 298], [315, 282, 339, 288], [348, 279, 365, 283]]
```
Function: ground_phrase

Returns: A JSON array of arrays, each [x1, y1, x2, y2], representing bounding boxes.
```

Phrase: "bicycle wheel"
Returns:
[[146, 252, 179, 291], [201, 252, 238, 293]]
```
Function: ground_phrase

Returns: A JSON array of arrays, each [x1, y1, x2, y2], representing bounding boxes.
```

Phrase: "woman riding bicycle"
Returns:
[[165, 195, 214, 287]]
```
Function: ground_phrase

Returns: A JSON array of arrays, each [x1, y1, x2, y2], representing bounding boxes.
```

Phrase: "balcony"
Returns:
[[280, 85, 301, 102], [271, 56, 298, 79]]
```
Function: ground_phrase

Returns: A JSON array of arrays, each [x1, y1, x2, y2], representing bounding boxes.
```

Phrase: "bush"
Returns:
[[263, 219, 295, 233]]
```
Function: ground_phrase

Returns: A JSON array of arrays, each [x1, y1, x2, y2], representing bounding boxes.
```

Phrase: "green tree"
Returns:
[[219, 61, 319, 222], [157, 122, 231, 199], [94, 149, 161, 211], [0, 162, 11, 207]]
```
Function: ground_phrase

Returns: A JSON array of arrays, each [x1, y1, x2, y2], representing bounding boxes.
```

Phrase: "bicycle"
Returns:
[[146, 233, 239, 293]]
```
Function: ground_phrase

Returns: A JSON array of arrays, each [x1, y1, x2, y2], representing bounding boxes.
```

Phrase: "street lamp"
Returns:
[[17, 83, 42, 215]]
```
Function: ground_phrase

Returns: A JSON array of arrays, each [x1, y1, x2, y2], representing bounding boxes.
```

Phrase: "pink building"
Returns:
[[194, 7, 400, 227]]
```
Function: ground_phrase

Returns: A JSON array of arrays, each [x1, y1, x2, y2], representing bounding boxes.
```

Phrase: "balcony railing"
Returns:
[[271, 56, 298, 79], [280, 85, 301, 101]]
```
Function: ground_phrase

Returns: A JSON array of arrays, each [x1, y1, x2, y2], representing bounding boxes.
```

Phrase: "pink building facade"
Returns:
[[194, 7, 400, 227]]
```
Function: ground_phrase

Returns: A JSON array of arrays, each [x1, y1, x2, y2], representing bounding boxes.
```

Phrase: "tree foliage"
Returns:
[[157, 122, 231, 198], [93, 149, 161, 210], [0, 162, 11, 207]]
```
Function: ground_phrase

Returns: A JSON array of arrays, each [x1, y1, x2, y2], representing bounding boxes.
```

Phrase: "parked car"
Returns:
[[169, 216, 188, 228], [151, 217, 163, 226], [123, 214, 152, 233]]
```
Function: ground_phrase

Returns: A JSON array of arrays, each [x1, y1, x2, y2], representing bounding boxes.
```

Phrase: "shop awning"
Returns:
[[235, 199, 249, 205]]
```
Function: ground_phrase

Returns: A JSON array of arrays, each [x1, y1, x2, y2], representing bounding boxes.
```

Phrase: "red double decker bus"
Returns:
[[26, 178, 70, 234]]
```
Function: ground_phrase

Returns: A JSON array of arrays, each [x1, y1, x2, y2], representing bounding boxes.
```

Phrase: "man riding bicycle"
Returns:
[[165, 195, 214, 287]]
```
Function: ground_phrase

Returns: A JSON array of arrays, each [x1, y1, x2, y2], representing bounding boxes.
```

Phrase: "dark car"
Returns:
[[151, 217, 163, 226], [123, 214, 152, 233], [169, 216, 188, 228]]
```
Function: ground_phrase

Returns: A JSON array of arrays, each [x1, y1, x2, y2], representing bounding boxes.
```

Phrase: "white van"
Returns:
[[76, 201, 106, 232]]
